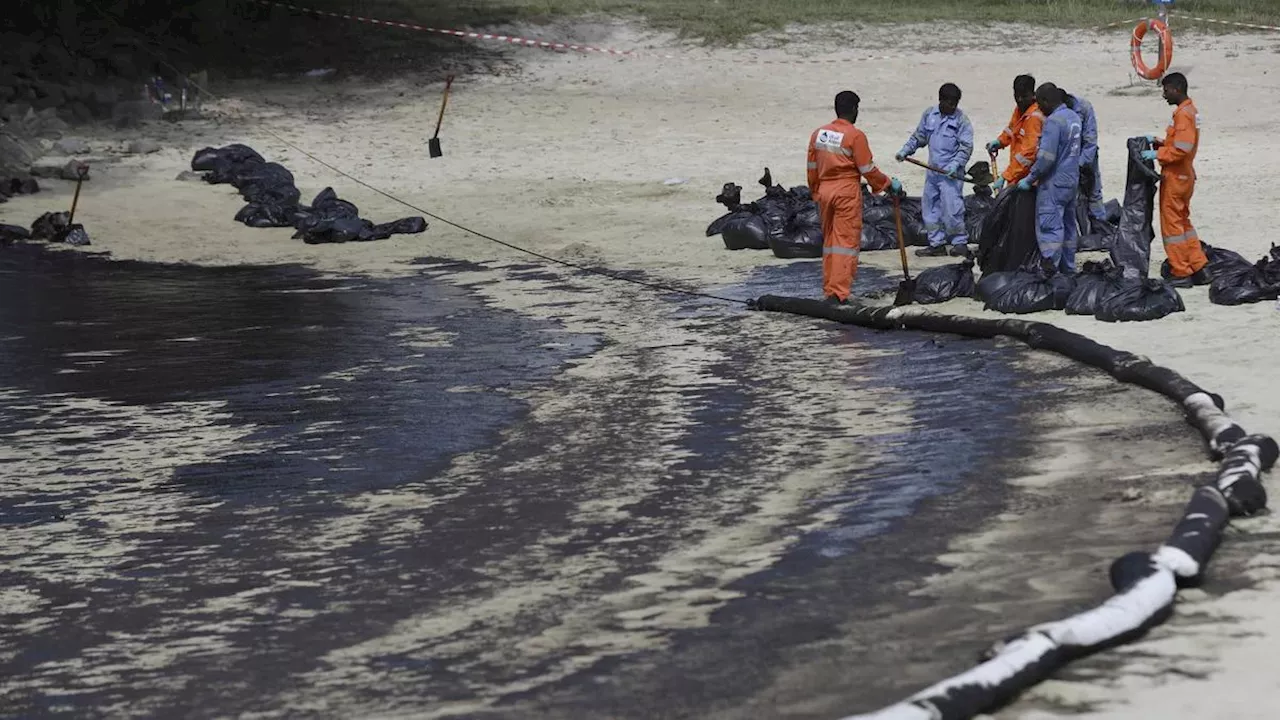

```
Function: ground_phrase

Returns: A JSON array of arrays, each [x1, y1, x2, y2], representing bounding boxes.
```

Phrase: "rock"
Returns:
[[19, 107, 69, 139], [127, 139, 161, 155], [68, 102, 92, 125], [33, 83, 66, 109], [111, 99, 163, 128], [175, 170, 203, 182], [107, 53, 136, 80], [0, 132, 38, 174], [32, 159, 89, 181]]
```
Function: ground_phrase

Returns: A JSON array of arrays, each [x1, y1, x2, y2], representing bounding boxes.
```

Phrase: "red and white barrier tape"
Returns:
[[251, 0, 677, 58], [1170, 12, 1280, 32], [251, 0, 904, 64]]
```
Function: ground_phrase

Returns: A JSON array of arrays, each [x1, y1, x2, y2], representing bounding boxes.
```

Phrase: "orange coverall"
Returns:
[[995, 103, 1045, 185], [807, 118, 891, 301], [1157, 98, 1209, 277]]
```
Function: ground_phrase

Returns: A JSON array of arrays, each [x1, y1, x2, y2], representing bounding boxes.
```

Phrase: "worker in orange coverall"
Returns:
[[1142, 72, 1211, 288], [985, 74, 1045, 190], [807, 90, 904, 305]]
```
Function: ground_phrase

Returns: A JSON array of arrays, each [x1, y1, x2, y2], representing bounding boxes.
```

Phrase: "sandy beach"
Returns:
[[4, 18, 1280, 718]]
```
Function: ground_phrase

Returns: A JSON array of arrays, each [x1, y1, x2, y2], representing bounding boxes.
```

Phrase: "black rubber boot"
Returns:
[[948, 244, 973, 258], [915, 245, 948, 257], [1169, 267, 1212, 289]]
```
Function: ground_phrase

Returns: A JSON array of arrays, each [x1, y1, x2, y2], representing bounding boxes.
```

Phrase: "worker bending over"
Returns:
[[1060, 89, 1106, 223], [986, 75, 1044, 191], [1018, 82, 1082, 274], [895, 83, 974, 258], [1143, 72, 1210, 288], [807, 90, 904, 305]]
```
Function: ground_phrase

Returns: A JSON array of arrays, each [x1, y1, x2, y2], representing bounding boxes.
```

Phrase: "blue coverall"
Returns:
[[1026, 104, 1083, 274], [1066, 94, 1105, 221], [898, 106, 973, 248]]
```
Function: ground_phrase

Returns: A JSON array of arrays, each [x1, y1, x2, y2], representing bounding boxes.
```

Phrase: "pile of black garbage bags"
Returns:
[[1, 210, 90, 246], [190, 144, 427, 244]]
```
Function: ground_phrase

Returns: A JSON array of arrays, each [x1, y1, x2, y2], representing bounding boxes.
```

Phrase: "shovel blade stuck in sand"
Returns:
[[891, 194, 916, 306], [429, 75, 454, 159]]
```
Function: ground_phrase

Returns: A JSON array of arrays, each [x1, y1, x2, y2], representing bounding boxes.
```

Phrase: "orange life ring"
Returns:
[[1131, 18, 1173, 80]]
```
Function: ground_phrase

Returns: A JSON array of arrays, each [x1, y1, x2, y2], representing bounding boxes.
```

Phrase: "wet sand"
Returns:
[[2, 19, 1278, 718]]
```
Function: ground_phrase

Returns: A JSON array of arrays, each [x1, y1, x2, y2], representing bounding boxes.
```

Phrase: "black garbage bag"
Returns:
[[1095, 278, 1184, 322], [232, 162, 300, 206], [204, 155, 264, 185], [55, 224, 91, 246], [976, 186, 1039, 273], [235, 201, 301, 228], [192, 144, 263, 172], [710, 212, 770, 250], [715, 182, 743, 210], [1065, 259, 1128, 315], [1159, 241, 1252, 280], [1, 223, 31, 244], [295, 216, 375, 244], [789, 187, 821, 230], [964, 186, 997, 243], [976, 270, 1076, 314], [294, 187, 361, 233], [1109, 137, 1162, 279], [30, 211, 70, 240], [367, 216, 428, 240], [1205, 246, 1280, 306], [914, 259, 976, 304], [768, 225, 823, 259], [861, 191, 926, 249]]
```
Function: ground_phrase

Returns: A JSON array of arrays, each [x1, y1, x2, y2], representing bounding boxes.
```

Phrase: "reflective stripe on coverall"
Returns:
[[1026, 104, 1083, 274], [996, 103, 1046, 185], [1157, 98, 1209, 278], [808, 118, 891, 301], [898, 106, 974, 247], [1068, 94, 1106, 220]]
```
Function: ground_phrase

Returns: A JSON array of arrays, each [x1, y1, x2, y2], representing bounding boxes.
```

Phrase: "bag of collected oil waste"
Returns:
[[1159, 241, 1251, 281], [964, 185, 997, 243], [913, 259, 976, 304], [1073, 165, 1120, 252], [769, 224, 824, 259], [1, 224, 30, 244], [862, 190, 927, 250], [976, 269, 1076, 314], [235, 201, 301, 228], [1094, 278, 1184, 322], [1109, 137, 1161, 279], [191, 143, 263, 172], [976, 185, 1040, 273], [1065, 259, 1128, 315], [711, 211, 771, 250], [30, 211, 69, 240], [1206, 246, 1280, 306]]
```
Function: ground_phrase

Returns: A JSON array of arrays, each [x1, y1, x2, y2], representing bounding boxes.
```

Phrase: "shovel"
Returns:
[[54, 162, 92, 246], [891, 193, 916, 306], [902, 156, 980, 185], [428, 75, 454, 158]]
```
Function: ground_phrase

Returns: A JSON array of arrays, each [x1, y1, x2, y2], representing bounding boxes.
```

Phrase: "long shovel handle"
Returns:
[[892, 194, 911, 280], [67, 163, 89, 224], [431, 75, 454, 140], [902, 156, 979, 185]]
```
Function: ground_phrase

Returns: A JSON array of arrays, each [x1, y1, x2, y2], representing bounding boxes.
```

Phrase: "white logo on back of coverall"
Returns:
[[816, 129, 846, 154]]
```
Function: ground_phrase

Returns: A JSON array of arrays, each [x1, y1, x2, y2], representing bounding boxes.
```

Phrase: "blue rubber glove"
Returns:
[[1144, 134, 1157, 144], [985, 139, 1002, 154], [993, 177, 1006, 191], [888, 177, 904, 196], [894, 150, 908, 162], [1140, 149, 1158, 161], [945, 163, 964, 180], [1017, 177, 1033, 191]]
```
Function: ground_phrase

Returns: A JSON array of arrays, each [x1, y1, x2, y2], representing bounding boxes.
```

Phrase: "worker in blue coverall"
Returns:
[[1018, 82, 1083, 274], [895, 83, 974, 258], [1061, 89, 1105, 222]]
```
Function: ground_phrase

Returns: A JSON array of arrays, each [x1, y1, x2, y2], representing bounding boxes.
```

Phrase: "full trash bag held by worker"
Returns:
[[895, 83, 974, 259], [975, 185, 1040, 274], [1143, 72, 1212, 288], [807, 90, 904, 305], [1017, 82, 1083, 275], [1110, 137, 1162, 279], [986, 74, 1045, 191], [975, 269, 1076, 314], [912, 259, 976, 304]]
